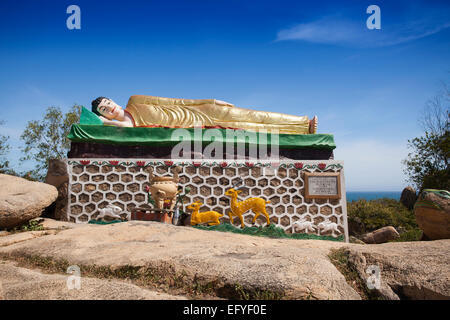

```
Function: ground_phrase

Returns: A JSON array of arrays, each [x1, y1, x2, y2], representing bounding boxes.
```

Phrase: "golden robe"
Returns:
[[125, 95, 312, 134]]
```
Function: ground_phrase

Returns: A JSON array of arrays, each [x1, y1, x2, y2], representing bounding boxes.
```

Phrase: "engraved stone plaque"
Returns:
[[304, 172, 341, 199]]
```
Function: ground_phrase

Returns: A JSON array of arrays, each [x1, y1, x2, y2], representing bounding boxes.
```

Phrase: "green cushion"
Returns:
[[79, 107, 103, 125]]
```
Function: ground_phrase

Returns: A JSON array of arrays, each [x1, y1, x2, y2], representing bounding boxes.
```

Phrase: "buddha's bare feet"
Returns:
[[309, 116, 318, 134]]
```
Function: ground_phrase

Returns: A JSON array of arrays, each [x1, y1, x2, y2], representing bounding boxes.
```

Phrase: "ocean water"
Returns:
[[346, 191, 401, 202]]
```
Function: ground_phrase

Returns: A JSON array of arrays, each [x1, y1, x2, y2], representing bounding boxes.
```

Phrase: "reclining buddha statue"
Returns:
[[91, 95, 318, 135]]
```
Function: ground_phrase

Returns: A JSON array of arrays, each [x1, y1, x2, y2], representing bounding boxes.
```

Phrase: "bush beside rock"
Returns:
[[347, 198, 420, 242]]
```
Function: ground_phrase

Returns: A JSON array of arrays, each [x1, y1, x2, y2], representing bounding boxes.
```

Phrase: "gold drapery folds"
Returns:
[[125, 95, 314, 134]]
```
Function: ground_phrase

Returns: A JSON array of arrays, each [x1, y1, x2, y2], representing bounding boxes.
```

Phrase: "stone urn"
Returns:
[[148, 166, 182, 212], [414, 189, 450, 240]]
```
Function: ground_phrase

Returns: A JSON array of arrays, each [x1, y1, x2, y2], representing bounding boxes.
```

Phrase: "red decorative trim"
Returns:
[[124, 110, 136, 127]]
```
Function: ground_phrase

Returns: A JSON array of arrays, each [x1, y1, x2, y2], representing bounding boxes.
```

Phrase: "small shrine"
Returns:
[[64, 95, 349, 241]]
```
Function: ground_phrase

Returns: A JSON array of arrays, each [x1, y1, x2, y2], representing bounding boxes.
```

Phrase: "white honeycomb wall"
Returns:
[[67, 159, 348, 241]]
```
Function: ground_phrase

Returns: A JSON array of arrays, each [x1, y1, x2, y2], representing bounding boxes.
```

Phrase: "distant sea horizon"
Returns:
[[346, 191, 401, 202]]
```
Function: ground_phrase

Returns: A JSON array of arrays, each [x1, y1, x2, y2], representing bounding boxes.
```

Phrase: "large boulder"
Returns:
[[400, 186, 417, 210], [0, 174, 58, 229], [44, 159, 69, 221], [44, 159, 68, 188], [0, 220, 449, 300], [414, 189, 450, 240], [361, 226, 400, 244], [346, 240, 450, 299], [0, 221, 360, 300]]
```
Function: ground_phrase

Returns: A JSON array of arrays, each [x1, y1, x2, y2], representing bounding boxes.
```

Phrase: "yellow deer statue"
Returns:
[[187, 201, 223, 226], [224, 188, 271, 228]]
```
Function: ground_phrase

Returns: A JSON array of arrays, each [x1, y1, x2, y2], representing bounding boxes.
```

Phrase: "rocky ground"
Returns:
[[0, 219, 448, 300]]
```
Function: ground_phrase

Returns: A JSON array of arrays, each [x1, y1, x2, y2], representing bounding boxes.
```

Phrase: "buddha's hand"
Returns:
[[98, 115, 117, 126], [98, 115, 109, 123]]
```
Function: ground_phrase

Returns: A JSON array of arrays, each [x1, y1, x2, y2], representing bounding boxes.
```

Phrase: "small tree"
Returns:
[[403, 83, 450, 191], [20, 105, 82, 180], [0, 120, 11, 174]]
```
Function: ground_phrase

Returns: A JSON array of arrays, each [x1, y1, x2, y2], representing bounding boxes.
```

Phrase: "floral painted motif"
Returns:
[[68, 160, 343, 171], [294, 162, 303, 169]]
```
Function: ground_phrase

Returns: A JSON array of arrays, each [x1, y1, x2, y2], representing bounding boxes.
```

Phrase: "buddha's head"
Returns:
[[91, 97, 123, 120]]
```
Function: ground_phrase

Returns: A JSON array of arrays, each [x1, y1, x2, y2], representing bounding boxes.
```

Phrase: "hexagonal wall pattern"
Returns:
[[67, 159, 348, 241]]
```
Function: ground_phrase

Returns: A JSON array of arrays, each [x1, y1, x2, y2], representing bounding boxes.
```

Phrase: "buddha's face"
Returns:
[[97, 98, 123, 120]]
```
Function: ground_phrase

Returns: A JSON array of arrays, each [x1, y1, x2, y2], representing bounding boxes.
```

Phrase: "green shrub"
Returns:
[[393, 229, 422, 242], [347, 198, 421, 241], [11, 219, 44, 233]]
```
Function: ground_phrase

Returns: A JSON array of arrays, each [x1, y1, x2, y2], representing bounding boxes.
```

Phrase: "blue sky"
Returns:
[[0, 0, 449, 191]]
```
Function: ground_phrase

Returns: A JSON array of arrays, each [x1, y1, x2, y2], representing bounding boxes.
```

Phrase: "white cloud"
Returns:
[[334, 139, 409, 191], [276, 16, 450, 47]]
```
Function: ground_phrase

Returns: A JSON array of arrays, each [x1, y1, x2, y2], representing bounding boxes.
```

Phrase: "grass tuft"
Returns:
[[0, 252, 285, 300]]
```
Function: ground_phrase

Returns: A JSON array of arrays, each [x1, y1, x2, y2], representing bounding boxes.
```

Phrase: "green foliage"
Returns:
[[146, 192, 156, 206], [0, 120, 11, 174], [20, 105, 82, 180], [393, 229, 422, 242], [193, 223, 344, 241], [403, 130, 450, 191], [11, 220, 44, 233], [0, 121, 39, 178], [347, 198, 421, 241], [403, 84, 449, 191]]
